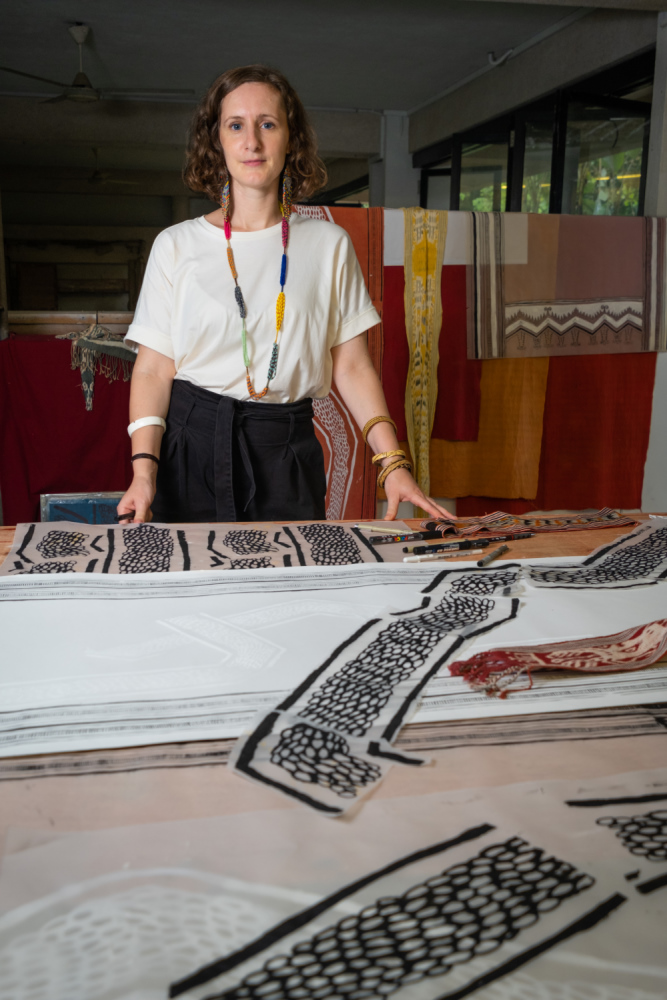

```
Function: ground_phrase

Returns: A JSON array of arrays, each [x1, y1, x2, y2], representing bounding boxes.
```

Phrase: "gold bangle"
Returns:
[[377, 458, 412, 490], [362, 415, 397, 443], [371, 449, 406, 466]]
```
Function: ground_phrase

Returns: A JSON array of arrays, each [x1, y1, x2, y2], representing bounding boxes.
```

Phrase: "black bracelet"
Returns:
[[131, 453, 159, 465]]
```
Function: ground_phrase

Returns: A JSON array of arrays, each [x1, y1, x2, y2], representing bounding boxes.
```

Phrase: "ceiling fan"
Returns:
[[0, 23, 195, 103]]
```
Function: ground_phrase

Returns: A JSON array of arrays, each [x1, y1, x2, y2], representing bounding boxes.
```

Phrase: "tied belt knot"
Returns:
[[167, 379, 315, 522]]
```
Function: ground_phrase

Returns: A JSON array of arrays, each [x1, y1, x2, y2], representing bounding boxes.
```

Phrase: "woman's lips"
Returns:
[[243, 159, 265, 166]]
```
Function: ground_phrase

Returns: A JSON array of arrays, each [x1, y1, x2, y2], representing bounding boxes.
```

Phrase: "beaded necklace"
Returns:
[[221, 170, 292, 400]]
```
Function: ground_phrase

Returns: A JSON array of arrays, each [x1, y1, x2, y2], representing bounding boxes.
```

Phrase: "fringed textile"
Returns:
[[403, 208, 448, 501], [57, 323, 135, 411], [449, 619, 667, 697]]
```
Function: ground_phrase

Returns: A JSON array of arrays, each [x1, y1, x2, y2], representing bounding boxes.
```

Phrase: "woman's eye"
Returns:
[[261, 122, 275, 129], [230, 123, 242, 131]]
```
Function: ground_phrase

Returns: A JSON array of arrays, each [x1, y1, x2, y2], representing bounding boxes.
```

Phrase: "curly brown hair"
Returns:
[[184, 65, 327, 204]]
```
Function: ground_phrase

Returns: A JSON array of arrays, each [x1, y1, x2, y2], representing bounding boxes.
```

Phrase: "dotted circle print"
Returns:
[[224, 837, 594, 1000], [597, 810, 667, 862]]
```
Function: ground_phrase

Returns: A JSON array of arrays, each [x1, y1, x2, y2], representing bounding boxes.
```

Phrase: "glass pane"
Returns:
[[521, 121, 553, 214], [459, 142, 507, 212], [562, 101, 648, 216], [426, 174, 451, 210]]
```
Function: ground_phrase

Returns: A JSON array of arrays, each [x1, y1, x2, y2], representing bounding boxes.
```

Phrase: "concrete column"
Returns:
[[370, 112, 421, 209], [644, 13, 667, 216], [0, 186, 8, 339], [642, 15, 667, 511]]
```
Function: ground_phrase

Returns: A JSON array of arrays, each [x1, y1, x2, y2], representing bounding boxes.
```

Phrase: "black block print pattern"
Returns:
[[35, 530, 89, 560], [531, 527, 667, 587], [222, 530, 276, 556], [231, 557, 274, 570], [118, 525, 174, 574], [597, 810, 667, 862], [270, 724, 381, 798], [26, 560, 76, 574], [221, 837, 594, 1000], [301, 595, 494, 738], [297, 524, 363, 566], [450, 569, 519, 596]]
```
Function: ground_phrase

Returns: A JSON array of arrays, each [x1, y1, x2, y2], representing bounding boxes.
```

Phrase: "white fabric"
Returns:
[[125, 214, 380, 403], [127, 416, 166, 437], [1, 557, 666, 756]]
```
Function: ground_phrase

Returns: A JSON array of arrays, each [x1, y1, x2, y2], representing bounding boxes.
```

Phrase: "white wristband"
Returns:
[[127, 416, 167, 438]]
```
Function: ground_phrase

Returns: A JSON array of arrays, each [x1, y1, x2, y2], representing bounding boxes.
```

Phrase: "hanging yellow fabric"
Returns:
[[403, 208, 448, 502]]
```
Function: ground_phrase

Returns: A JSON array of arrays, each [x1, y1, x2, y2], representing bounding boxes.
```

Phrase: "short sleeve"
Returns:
[[330, 231, 381, 348], [124, 230, 175, 359]]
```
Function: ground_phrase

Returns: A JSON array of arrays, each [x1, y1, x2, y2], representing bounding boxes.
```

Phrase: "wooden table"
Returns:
[[0, 515, 665, 859]]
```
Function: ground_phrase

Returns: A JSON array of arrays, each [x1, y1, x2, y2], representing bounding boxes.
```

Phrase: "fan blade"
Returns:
[[41, 93, 69, 104], [101, 88, 196, 95], [0, 65, 69, 88]]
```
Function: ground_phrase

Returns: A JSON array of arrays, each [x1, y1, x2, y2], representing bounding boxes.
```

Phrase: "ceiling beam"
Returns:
[[463, 0, 665, 8]]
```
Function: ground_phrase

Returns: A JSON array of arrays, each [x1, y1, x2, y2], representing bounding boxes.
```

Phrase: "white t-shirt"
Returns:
[[125, 214, 380, 402]]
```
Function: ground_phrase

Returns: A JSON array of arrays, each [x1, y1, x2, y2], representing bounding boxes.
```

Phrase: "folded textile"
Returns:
[[468, 212, 667, 359], [427, 357, 549, 499], [450, 619, 667, 697], [421, 507, 637, 537]]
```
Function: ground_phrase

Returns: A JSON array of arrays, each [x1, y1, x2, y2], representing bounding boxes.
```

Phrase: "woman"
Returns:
[[118, 65, 452, 524]]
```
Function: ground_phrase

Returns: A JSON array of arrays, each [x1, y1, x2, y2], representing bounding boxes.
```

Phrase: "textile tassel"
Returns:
[[267, 342, 279, 381], [276, 291, 285, 332], [227, 247, 238, 282], [235, 285, 247, 319], [280, 253, 287, 288]]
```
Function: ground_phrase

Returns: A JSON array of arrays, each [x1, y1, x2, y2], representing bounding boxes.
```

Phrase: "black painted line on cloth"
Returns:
[[101, 529, 114, 573], [566, 793, 667, 807], [433, 893, 627, 1000], [168, 823, 495, 997], [352, 525, 383, 563], [85, 559, 98, 573], [282, 554, 292, 567], [177, 530, 190, 571], [367, 741, 425, 766], [90, 535, 104, 552], [580, 528, 646, 566], [382, 597, 520, 743], [636, 872, 667, 895], [420, 564, 522, 595], [282, 525, 306, 566], [15, 523, 35, 563], [275, 619, 379, 712]]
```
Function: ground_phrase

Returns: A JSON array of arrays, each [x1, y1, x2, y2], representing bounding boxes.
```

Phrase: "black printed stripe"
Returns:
[[566, 793, 667, 808], [433, 893, 627, 1000]]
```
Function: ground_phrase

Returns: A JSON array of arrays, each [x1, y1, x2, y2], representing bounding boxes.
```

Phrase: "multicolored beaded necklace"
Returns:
[[221, 169, 292, 400]]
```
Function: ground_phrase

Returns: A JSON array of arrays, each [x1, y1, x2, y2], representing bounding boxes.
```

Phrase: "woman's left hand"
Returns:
[[383, 467, 456, 521]]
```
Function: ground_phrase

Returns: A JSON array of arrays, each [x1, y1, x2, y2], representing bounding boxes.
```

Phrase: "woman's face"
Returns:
[[219, 82, 289, 197]]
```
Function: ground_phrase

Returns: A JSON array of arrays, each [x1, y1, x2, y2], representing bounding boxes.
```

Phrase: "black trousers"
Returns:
[[152, 380, 327, 523]]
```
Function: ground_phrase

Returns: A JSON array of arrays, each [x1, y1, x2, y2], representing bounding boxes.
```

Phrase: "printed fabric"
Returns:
[[403, 208, 448, 500], [421, 507, 638, 537]]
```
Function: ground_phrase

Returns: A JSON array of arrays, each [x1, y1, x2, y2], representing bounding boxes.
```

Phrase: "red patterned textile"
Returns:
[[449, 619, 667, 697], [0, 338, 132, 524]]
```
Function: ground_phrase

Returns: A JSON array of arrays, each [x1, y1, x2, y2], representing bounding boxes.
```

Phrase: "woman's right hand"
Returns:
[[117, 473, 156, 524]]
